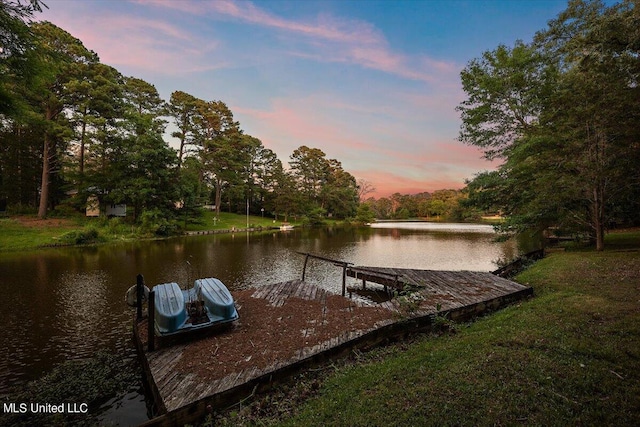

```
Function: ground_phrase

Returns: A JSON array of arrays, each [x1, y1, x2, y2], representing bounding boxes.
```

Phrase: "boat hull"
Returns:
[[153, 278, 238, 336]]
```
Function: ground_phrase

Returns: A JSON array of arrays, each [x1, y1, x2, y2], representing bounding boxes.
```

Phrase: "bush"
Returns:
[[140, 209, 179, 236], [355, 204, 375, 224], [59, 227, 101, 245], [302, 207, 327, 227]]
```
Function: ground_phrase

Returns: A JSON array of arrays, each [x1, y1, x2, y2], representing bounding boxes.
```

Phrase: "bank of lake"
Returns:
[[203, 229, 640, 426], [0, 212, 307, 252], [3, 214, 637, 426]]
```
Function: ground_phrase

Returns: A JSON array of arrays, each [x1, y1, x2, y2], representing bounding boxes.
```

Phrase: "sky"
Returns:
[[38, 0, 571, 198]]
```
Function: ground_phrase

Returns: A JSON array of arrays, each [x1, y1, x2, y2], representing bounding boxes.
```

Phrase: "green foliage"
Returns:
[[140, 208, 179, 236], [364, 189, 479, 221], [289, 146, 359, 219], [301, 207, 327, 227], [354, 203, 375, 224], [395, 290, 424, 316], [59, 227, 101, 245], [460, 0, 640, 250]]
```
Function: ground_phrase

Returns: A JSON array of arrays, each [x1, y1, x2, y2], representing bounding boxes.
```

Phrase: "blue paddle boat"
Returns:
[[153, 278, 238, 336]]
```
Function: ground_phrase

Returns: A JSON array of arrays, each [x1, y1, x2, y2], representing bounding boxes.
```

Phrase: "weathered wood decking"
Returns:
[[135, 270, 532, 427], [347, 267, 533, 314]]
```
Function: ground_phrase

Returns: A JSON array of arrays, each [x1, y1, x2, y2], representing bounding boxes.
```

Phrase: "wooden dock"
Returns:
[[135, 269, 532, 426]]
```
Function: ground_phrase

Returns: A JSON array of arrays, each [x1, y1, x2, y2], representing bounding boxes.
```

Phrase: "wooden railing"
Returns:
[[296, 252, 353, 296]]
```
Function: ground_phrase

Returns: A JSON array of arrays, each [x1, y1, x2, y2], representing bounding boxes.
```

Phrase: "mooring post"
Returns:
[[342, 263, 347, 297], [136, 274, 144, 321], [302, 253, 310, 281], [148, 289, 155, 352]]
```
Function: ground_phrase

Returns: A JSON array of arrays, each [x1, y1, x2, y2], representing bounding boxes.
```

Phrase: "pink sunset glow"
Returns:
[[37, 0, 548, 199]]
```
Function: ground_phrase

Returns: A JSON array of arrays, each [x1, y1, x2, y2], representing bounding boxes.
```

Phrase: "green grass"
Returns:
[[0, 212, 344, 252], [205, 231, 640, 426], [185, 211, 345, 231], [0, 218, 76, 251], [0, 215, 141, 252], [185, 211, 299, 231]]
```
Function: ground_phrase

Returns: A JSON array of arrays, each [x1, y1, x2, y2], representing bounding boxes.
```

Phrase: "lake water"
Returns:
[[0, 222, 531, 425]]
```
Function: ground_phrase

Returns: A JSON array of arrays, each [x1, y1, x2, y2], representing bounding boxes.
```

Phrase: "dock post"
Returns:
[[136, 274, 144, 321], [302, 254, 310, 281], [342, 263, 347, 297], [148, 289, 155, 352]]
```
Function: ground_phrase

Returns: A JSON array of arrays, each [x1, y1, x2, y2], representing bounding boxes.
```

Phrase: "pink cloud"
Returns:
[[234, 97, 374, 161], [51, 0, 459, 85], [41, 7, 219, 74], [140, 0, 448, 84], [139, 0, 384, 45], [234, 95, 496, 199]]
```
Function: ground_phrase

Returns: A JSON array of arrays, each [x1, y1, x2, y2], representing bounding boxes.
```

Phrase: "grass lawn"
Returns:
[[206, 230, 640, 426], [0, 211, 341, 252], [184, 211, 298, 231], [0, 217, 79, 252]]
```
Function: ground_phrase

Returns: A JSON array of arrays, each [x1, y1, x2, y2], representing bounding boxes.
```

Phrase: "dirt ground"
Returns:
[[14, 216, 74, 228]]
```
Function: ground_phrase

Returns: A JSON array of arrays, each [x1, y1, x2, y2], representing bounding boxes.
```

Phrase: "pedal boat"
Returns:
[[153, 278, 238, 336]]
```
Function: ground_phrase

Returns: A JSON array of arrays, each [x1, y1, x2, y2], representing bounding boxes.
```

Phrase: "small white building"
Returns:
[[86, 195, 126, 217], [106, 204, 126, 217]]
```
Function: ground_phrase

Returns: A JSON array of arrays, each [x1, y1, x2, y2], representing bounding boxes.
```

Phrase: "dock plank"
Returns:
[[135, 269, 532, 427]]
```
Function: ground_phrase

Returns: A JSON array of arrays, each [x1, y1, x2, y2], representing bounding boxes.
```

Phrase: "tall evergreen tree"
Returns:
[[28, 21, 98, 218]]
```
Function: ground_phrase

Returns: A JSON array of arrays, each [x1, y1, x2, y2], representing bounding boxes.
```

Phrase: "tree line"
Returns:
[[458, 0, 640, 250], [0, 2, 359, 229], [358, 189, 480, 222], [5, 0, 635, 247]]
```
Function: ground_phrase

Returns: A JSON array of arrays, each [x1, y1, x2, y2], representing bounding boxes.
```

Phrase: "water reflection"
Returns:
[[55, 272, 108, 360], [0, 222, 531, 423], [369, 222, 496, 233]]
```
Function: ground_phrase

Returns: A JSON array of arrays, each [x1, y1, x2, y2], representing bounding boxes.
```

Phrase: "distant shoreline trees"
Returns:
[[361, 189, 480, 222]]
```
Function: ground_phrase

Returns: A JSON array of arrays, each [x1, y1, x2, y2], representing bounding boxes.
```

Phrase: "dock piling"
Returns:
[[296, 252, 353, 296], [148, 289, 155, 352], [136, 274, 144, 321]]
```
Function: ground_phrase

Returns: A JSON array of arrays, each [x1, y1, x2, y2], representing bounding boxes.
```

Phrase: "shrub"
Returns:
[[140, 209, 179, 236], [59, 227, 101, 245]]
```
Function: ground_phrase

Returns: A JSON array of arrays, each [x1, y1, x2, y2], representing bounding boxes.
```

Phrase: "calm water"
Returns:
[[0, 223, 528, 425]]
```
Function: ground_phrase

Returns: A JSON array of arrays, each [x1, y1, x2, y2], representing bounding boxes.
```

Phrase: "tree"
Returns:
[[28, 21, 98, 218], [457, 40, 555, 161], [66, 62, 122, 181], [289, 146, 358, 219], [533, 0, 640, 250], [194, 99, 243, 217], [321, 159, 359, 218], [459, 0, 640, 250], [106, 76, 178, 222], [356, 178, 375, 201], [270, 167, 301, 222], [289, 145, 328, 208], [0, 0, 46, 116], [168, 90, 199, 169], [355, 202, 375, 224], [0, 118, 43, 207]]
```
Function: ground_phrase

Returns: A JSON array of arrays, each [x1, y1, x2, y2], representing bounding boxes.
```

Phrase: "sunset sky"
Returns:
[[40, 0, 571, 198]]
